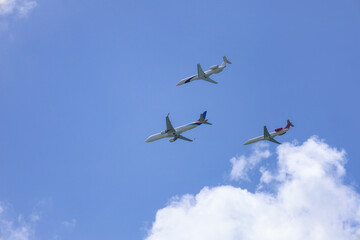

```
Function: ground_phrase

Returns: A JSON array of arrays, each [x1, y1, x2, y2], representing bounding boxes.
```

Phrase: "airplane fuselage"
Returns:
[[145, 122, 203, 143], [176, 66, 226, 86], [177, 66, 225, 86], [244, 128, 289, 145], [177, 56, 231, 86]]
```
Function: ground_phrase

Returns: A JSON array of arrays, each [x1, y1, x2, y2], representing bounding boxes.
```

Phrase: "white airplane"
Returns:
[[146, 111, 212, 143], [244, 120, 294, 145], [176, 56, 232, 86]]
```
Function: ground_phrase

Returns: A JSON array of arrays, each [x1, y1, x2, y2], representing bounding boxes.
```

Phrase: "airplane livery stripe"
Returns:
[[188, 122, 202, 126], [184, 76, 195, 83]]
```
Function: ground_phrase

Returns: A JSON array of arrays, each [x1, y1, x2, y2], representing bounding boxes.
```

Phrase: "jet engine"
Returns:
[[169, 137, 177, 142], [161, 130, 167, 135], [209, 65, 218, 70], [275, 128, 283, 132]]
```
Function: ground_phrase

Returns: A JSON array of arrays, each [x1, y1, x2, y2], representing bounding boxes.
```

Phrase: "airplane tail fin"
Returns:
[[199, 111, 207, 121], [220, 56, 232, 67], [198, 111, 212, 125], [285, 120, 294, 129]]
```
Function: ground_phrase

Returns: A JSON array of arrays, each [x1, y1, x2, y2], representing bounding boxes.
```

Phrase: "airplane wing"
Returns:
[[166, 115, 175, 133], [203, 77, 218, 84], [264, 126, 271, 138], [197, 64, 205, 78], [264, 126, 281, 144], [177, 135, 193, 142], [268, 138, 281, 144]]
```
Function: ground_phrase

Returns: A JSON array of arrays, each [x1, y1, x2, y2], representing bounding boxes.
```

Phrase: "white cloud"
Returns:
[[0, 200, 76, 239], [259, 166, 273, 184], [0, 0, 37, 17], [230, 142, 271, 181], [62, 218, 77, 229], [0, 203, 36, 240], [146, 136, 360, 240]]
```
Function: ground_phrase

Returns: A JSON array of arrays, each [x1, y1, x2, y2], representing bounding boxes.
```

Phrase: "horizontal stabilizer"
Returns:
[[223, 56, 232, 64], [199, 111, 206, 121], [198, 111, 212, 125], [287, 120, 294, 127]]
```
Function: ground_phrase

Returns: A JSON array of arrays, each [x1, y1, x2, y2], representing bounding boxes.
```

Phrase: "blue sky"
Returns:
[[0, 0, 360, 239]]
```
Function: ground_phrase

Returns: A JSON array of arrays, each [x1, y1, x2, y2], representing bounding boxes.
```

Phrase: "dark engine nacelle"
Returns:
[[275, 128, 283, 132], [169, 137, 177, 142]]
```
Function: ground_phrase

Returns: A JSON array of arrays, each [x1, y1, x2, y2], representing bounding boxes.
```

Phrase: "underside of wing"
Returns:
[[203, 77, 218, 84], [268, 138, 281, 144], [177, 135, 193, 142], [166, 115, 175, 133], [197, 64, 205, 78]]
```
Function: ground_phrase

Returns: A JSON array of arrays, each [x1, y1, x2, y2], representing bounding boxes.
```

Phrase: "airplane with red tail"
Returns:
[[244, 120, 294, 145]]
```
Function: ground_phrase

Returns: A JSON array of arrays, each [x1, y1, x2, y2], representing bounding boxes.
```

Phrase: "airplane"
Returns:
[[176, 56, 232, 86], [146, 111, 212, 143], [244, 120, 294, 145]]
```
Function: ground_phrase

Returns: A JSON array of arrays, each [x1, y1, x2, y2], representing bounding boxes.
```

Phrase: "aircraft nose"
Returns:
[[146, 135, 155, 143]]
